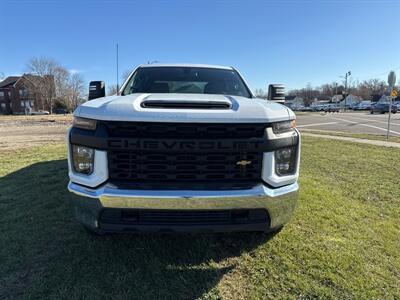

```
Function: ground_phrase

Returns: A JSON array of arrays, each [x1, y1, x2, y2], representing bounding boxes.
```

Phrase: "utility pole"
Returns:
[[116, 43, 119, 95], [343, 71, 351, 112], [387, 71, 397, 140]]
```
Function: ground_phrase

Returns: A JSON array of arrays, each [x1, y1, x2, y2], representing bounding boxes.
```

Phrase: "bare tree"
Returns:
[[26, 57, 69, 113], [286, 76, 392, 104], [25, 57, 89, 112], [54, 67, 70, 101], [68, 73, 86, 110], [121, 70, 132, 83], [254, 88, 267, 98], [107, 84, 119, 96]]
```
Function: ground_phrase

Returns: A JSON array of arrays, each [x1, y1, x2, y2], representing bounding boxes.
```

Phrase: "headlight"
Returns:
[[272, 120, 296, 134], [73, 117, 97, 130], [72, 145, 94, 174], [275, 146, 297, 176]]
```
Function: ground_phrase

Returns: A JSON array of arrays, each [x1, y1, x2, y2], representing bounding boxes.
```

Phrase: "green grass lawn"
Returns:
[[0, 138, 399, 299]]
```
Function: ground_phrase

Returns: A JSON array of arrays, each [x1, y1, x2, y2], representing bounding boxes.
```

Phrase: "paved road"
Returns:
[[296, 112, 400, 136]]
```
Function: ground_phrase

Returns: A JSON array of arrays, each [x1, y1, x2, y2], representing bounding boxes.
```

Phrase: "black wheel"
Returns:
[[370, 110, 373, 114]]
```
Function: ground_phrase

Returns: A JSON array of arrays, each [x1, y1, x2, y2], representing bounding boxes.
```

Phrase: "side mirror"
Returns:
[[88, 81, 105, 100], [268, 84, 285, 102]]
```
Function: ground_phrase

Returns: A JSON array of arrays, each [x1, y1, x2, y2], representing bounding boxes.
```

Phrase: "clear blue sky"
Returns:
[[1, 0, 399, 91]]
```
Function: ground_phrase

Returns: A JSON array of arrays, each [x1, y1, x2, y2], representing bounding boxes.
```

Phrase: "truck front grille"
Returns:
[[104, 122, 266, 189], [108, 151, 262, 186]]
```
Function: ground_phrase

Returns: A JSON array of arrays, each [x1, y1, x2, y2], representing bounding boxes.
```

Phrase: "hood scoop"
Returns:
[[140, 99, 232, 110]]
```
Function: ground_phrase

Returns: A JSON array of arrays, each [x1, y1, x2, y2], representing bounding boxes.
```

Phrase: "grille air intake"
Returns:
[[100, 209, 269, 226]]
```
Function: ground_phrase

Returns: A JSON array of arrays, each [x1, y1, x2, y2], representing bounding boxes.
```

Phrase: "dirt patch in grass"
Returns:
[[0, 115, 72, 150]]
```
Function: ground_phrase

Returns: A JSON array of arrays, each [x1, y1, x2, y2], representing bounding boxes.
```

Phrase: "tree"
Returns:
[[254, 88, 267, 98], [287, 77, 390, 103], [54, 67, 70, 101], [107, 84, 119, 96], [68, 73, 86, 110], [122, 70, 132, 83], [26, 57, 68, 113], [26, 57, 88, 112]]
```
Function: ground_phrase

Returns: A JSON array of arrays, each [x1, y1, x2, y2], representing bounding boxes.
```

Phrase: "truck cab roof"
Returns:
[[138, 63, 233, 70]]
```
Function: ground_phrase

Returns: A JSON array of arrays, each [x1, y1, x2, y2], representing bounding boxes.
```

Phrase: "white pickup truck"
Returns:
[[67, 64, 300, 234]]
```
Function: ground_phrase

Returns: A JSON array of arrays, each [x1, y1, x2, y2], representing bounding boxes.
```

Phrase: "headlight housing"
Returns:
[[272, 120, 296, 134], [275, 146, 297, 176], [72, 145, 94, 174], [73, 117, 97, 130]]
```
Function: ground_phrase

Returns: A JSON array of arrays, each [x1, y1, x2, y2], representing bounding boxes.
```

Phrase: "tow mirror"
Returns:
[[88, 81, 105, 100], [268, 84, 285, 102]]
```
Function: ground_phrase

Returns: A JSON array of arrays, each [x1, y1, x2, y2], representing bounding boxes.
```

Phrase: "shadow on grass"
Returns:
[[0, 160, 276, 299]]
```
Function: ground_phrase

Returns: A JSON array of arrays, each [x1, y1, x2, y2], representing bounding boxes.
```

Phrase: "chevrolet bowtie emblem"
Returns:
[[236, 160, 252, 166]]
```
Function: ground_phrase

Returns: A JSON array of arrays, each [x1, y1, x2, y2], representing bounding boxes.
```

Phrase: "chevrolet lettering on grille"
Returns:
[[107, 139, 267, 152]]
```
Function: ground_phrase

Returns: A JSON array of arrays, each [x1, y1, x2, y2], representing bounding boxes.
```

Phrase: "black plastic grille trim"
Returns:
[[100, 209, 269, 226], [100, 122, 268, 139], [108, 151, 263, 183]]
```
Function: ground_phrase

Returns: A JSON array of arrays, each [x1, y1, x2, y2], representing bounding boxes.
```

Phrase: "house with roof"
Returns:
[[311, 98, 331, 107], [0, 74, 54, 114], [339, 94, 363, 108], [331, 94, 344, 103], [284, 96, 304, 109]]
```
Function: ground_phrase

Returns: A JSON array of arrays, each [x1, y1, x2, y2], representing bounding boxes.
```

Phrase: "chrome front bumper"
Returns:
[[68, 181, 299, 231]]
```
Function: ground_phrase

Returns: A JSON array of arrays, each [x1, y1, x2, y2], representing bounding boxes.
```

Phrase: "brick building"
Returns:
[[0, 74, 54, 114]]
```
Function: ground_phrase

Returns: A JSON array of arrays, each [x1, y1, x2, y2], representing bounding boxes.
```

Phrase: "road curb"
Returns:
[[302, 133, 400, 148]]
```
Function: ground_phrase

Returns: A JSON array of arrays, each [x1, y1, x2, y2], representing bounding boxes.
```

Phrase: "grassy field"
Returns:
[[0, 137, 399, 299]]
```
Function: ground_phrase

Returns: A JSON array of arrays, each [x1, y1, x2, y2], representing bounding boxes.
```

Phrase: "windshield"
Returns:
[[122, 67, 252, 98]]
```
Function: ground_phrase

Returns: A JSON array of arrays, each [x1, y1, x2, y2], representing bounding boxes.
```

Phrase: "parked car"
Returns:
[[323, 104, 339, 113], [310, 105, 327, 112], [349, 103, 361, 110], [370, 102, 398, 114], [55, 108, 68, 114], [30, 110, 50, 115], [353, 101, 372, 111], [291, 106, 304, 111]]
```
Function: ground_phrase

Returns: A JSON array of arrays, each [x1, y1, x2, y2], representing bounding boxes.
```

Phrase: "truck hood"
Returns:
[[75, 93, 295, 123]]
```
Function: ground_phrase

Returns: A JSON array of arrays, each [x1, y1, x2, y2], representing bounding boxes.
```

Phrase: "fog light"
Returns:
[[275, 146, 297, 176], [72, 145, 94, 174]]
